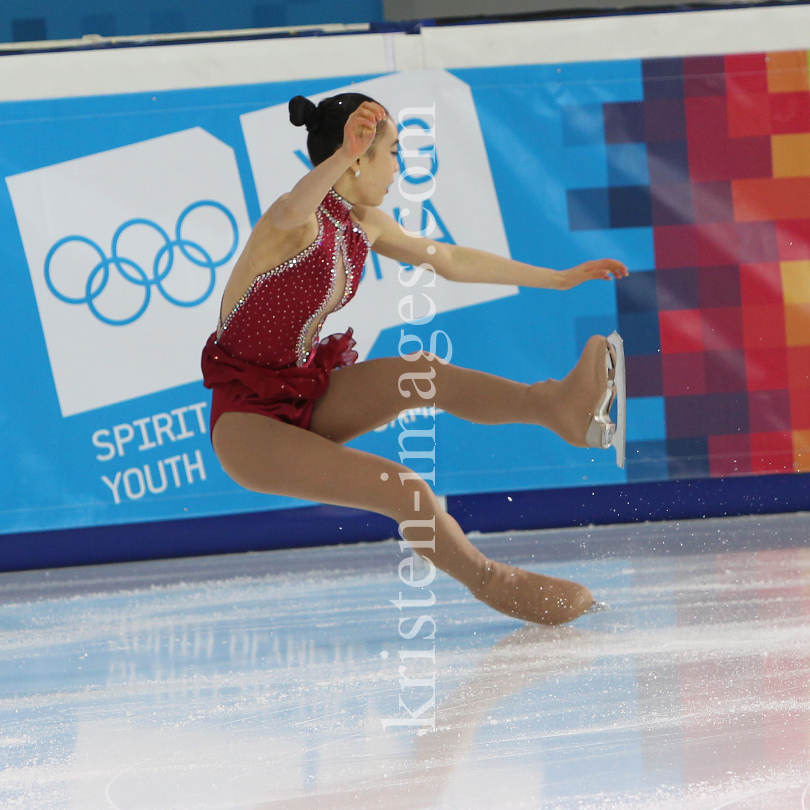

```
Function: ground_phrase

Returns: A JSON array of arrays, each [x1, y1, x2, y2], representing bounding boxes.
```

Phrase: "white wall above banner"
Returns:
[[7, 128, 250, 417], [0, 5, 808, 102], [241, 69, 518, 361]]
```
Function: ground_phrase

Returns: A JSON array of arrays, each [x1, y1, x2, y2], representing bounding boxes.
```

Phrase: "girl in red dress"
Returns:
[[202, 93, 628, 625]]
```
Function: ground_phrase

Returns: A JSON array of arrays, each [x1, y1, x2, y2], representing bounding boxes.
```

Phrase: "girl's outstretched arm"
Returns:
[[365, 207, 628, 290]]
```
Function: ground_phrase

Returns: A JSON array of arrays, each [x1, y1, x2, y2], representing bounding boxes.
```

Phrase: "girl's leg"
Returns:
[[311, 335, 612, 446], [213, 413, 594, 625]]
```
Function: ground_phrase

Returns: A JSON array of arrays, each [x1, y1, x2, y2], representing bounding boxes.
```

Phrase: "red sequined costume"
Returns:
[[201, 189, 368, 435]]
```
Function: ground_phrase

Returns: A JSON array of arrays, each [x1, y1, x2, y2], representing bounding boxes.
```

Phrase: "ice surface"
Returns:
[[1, 512, 809, 809]]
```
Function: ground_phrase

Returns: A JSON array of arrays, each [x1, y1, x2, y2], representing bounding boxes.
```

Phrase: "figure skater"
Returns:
[[201, 93, 629, 626]]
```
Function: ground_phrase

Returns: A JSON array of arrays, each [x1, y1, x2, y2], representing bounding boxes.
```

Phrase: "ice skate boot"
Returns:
[[548, 333, 626, 468], [471, 560, 596, 626]]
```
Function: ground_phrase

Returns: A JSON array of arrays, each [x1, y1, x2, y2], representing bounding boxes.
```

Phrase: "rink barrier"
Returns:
[[0, 471, 806, 572]]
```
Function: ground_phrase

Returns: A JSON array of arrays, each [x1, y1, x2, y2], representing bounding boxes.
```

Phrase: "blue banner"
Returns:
[[3, 52, 807, 536]]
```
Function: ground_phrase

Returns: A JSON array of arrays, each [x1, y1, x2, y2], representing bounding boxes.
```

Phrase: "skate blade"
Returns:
[[583, 600, 610, 616], [606, 331, 626, 469]]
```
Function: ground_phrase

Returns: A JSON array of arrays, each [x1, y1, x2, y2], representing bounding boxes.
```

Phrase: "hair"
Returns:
[[288, 93, 389, 166]]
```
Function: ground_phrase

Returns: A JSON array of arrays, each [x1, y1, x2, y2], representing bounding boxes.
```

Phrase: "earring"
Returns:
[[354, 169, 361, 178]]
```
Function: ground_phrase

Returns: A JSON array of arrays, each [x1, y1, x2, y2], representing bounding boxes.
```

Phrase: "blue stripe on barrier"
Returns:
[[1, 472, 807, 572]]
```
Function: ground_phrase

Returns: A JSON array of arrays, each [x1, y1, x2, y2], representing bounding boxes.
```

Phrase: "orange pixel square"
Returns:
[[780, 261, 810, 303], [793, 429, 810, 472], [772, 133, 810, 178], [784, 303, 810, 345], [766, 51, 810, 94]]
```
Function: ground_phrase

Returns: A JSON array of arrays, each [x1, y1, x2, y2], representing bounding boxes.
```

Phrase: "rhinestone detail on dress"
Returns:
[[212, 188, 369, 372], [217, 215, 326, 340]]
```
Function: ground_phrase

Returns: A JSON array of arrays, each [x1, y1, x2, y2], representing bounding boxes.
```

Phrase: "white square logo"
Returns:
[[7, 127, 251, 417]]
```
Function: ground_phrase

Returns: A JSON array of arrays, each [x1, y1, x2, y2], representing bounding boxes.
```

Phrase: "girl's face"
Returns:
[[353, 119, 399, 207]]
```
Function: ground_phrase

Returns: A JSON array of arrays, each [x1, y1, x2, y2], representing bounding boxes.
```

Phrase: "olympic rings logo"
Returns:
[[44, 201, 238, 326]]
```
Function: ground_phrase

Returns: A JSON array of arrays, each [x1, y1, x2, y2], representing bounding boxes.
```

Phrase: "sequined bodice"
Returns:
[[216, 189, 369, 368]]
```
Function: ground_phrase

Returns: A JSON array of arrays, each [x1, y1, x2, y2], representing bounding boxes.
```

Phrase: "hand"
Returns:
[[340, 101, 387, 160], [559, 259, 628, 290]]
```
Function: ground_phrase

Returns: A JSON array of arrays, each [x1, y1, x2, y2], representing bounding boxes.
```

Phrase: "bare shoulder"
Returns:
[[350, 205, 393, 245], [250, 194, 314, 255], [219, 196, 318, 318]]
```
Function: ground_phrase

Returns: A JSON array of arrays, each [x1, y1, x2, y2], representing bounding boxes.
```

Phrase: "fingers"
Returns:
[[593, 259, 629, 280], [351, 101, 387, 132]]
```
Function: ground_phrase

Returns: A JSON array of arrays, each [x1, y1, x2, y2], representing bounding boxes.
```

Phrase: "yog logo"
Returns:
[[44, 201, 239, 326], [7, 128, 251, 418]]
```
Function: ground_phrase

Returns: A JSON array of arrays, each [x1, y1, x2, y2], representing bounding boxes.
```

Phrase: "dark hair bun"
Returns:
[[288, 91, 385, 166], [288, 95, 321, 132]]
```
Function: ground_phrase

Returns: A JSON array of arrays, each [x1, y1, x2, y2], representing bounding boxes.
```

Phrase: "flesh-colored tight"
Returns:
[[213, 335, 610, 626]]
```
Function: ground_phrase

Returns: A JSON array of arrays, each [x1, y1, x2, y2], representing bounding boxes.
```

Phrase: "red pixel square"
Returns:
[[728, 136, 772, 180], [660, 309, 705, 353], [739, 263, 783, 305], [770, 92, 810, 134], [787, 346, 810, 388], [704, 350, 747, 393], [727, 90, 771, 138], [776, 220, 810, 261], [655, 225, 698, 268], [695, 223, 739, 266], [724, 54, 769, 94], [745, 347, 789, 390], [686, 97, 730, 182], [662, 353, 706, 395], [742, 304, 786, 349], [750, 389, 792, 432], [750, 431, 794, 473], [708, 433, 752, 476], [702, 307, 744, 351], [684, 56, 727, 97], [790, 388, 810, 429]]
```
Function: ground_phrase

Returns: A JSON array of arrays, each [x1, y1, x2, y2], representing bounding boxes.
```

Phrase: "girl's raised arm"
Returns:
[[264, 101, 387, 231]]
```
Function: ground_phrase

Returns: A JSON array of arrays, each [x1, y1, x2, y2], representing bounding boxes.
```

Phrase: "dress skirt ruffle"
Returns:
[[201, 329, 358, 435]]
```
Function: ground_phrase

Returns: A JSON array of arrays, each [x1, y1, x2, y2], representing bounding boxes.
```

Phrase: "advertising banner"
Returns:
[[2, 51, 808, 536]]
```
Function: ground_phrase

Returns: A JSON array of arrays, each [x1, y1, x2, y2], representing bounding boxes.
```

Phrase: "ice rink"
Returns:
[[2, 511, 809, 810]]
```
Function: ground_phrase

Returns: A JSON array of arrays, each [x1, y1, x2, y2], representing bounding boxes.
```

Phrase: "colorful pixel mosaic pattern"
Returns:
[[567, 51, 810, 481]]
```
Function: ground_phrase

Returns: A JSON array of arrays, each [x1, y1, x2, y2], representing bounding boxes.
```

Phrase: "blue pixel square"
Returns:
[[643, 58, 685, 99], [567, 187, 611, 231], [616, 270, 658, 312], [627, 396, 666, 442], [656, 267, 700, 310], [561, 104, 606, 145], [574, 315, 619, 355], [606, 143, 650, 187], [603, 102, 645, 144], [667, 437, 711, 480], [617, 312, 661, 356], [610, 186, 653, 228], [647, 140, 690, 186], [626, 439, 669, 482]]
